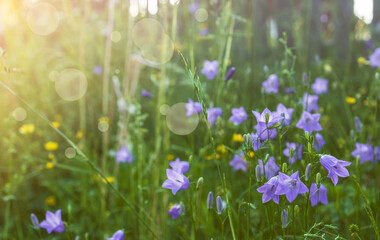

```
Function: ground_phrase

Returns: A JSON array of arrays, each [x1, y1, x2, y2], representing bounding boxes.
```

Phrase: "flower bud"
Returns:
[[282, 162, 287, 173], [255, 165, 262, 182], [305, 163, 311, 181], [216, 196, 223, 215], [265, 113, 270, 125], [316, 172, 321, 186], [307, 142, 313, 153], [294, 205, 299, 217], [281, 209, 288, 228], [305, 131, 310, 141], [30, 213, 39, 229], [354, 116, 361, 133], [207, 192, 213, 209], [196, 177, 204, 190], [225, 67, 236, 81]]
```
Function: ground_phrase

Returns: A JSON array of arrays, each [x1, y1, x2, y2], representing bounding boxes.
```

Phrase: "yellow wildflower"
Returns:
[[44, 141, 58, 151], [216, 144, 227, 154], [173, 44, 182, 51], [52, 121, 60, 128], [247, 151, 255, 158], [98, 117, 109, 123], [323, 64, 332, 73], [76, 130, 83, 139], [167, 154, 175, 161], [346, 97, 356, 104], [19, 124, 35, 135], [232, 133, 244, 142], [102, 177, 115, 183], [45, 196, 56, 206], [357, 57, 367, 66], [46, 162, 54, 169], [206, 154, 221, 160]]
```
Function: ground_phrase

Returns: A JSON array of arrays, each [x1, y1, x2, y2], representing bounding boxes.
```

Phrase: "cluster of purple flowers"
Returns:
[[162, 158, 190, 195], [352, 143, 380, 164]]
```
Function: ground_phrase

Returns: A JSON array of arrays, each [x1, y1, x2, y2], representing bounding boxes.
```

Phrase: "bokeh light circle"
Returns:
[[165, 103, 199, 135], [160, 104, 170, 115], [65, 147, 76, 159], [111, 31, 122, 43], [27, 3, 60, 36], [49, 70, 60, 81], [98, 122, 109, 132], [195, 8, 208, 22], [55, 68, 88, 101], [12, 107, 27, 121], [132, 18, 174, 64]]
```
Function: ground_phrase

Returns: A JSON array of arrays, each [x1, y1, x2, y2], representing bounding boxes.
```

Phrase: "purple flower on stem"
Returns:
[[108, 230, 125, 240], [276, 103, 294, 126], [320, 155, 351, 186], [354, 116, 362, 133], [259, 157, 279, 179], [309, 183, 328, 207], [283, 142, 298, 164], [162, 169, 190, 195], [374, 146, 380, 162], [169, 158, 189, 174], [141, 90, 153, 98], [201, 60, 219, 80], [216, 196, 223, 214], [30, 213, 40, 229], [252, 108, 282, 140], [116, 146, 134, 163], [168, 204, 182, 219], [313, 133, 326, 152], [262, 74, 279, 93], [296, 111, 323, 133], [206, 107, 222, 126], [251, 133, 262, 151], [275, 171, 308, 203], [39, 209, 65, 234], [207, 192, 213, 209], [351, 143, 373, 164], [93, 65, 103, 75], [302, 93, 319, 112], [229, 152, 247, 171], [369, 48, 380, 67], [225, 67, 236, 81], [311, 78, 329, 95], [257, 176, 280, 204], [185, 98, 202, 117], [229, 107, 248, 125]]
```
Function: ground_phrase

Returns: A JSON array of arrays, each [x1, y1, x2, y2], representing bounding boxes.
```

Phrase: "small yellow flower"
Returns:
[[45, 196, 56, 206], [44, 141, 58, 151], [173, 44, 182, 51], [323, 64, 332, 73], [52, 121, 60, 128], [357, 57, 367, 66], [167, 154, 175, 161], [206, 154, 221, 160], [76, 130, 83, 139], [232, 133, 244, 142], [46, 162, 54, 169], [346, 97, 356, 104], [19, 124, 35, 135], [247, 151, 255, 158], [216, 144, 227, 154], [102, 177, 115, 183], [98, 117, 109, 123], [168, 203, 174, 210]]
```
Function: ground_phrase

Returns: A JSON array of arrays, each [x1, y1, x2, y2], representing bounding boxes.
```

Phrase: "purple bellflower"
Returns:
[[201, 60, 219, 80], [262, 74, 279, 93], [309, 183, 328, 207], [251, 133, 263, 151], [169, 158, 189, 174], [229, 107, 248, 125], [229, 152, 247, 172], [252, 108, 282, 140], [313, 133, 326, 152], [257, 176, 280, 204], [162, 169, 190, 195], [276, 103, 294, 126], [115, 146, 134, 163], [206, 107, 222, 126], [108, 230, 125, 240], [39, 209, 65, 234], [168, 204, 182, 219], [207, 192, 213, 209], [141, 90, 153, 98], [296, 111, 323, 133], [369, 47, 380, 67], [258, 157, 279, 179], [216, 196, 223, 214], [320, 155, 351, 186], [302, 93, 319, 112], [374, 146, 380, 162], [311, 78, 329, 95], [354, 116, 362, 133], [351, 143, 373, 164], [185, 98, 202, 117], [188, 2, 199, 14], [283, 142, 302, 164], [275, 171, 308, 203]]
